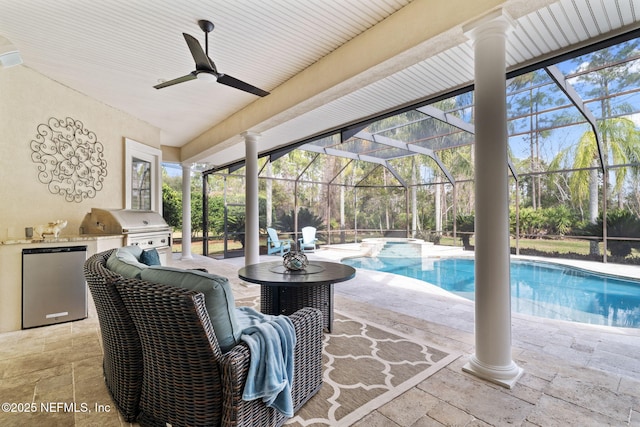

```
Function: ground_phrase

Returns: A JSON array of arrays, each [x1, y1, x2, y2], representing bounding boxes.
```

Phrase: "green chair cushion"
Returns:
[[106, 246, 147, 278], [140, 266, 241, 352]]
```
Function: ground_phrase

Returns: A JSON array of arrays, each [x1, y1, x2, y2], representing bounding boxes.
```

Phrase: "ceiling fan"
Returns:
[[154, 20, 270, 97]]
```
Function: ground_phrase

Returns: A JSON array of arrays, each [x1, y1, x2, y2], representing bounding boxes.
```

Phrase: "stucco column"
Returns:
[[462, 10, 523, 388], [243, 132, 260, 266], [181, 163, 193, 260]]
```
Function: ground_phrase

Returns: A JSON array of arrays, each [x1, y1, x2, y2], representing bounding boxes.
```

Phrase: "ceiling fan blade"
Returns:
[[153, 73, 196, 89], [183, 33, 214, 71], [217, 74, 270, 97]]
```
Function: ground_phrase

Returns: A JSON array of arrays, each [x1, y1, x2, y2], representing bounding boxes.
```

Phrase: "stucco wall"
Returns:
[[0, 65, 161, 240]]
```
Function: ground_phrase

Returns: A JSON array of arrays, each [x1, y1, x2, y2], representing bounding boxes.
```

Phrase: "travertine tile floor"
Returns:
[[1, 248, 639, 426]]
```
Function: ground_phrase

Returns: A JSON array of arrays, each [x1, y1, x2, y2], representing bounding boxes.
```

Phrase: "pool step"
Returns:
[[378, 243, 421, 258]]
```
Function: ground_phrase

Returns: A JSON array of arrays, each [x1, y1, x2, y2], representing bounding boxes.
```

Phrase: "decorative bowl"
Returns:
[[283, 251, 309, 271]]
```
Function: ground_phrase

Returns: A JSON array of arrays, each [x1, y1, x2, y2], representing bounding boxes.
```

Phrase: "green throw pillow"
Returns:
[[140, 266, 241, 352]]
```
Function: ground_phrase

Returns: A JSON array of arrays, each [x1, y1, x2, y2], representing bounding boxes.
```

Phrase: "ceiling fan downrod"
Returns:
[[198, 20, 214, 55]]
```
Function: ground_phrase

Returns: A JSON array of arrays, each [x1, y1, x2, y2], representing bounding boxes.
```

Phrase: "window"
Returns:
[[131, 157, 152, 210], [124, 138, 162, 212]]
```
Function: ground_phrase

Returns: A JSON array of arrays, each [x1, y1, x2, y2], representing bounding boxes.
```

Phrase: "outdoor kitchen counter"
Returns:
[[0, 235, 124, 333], [1, 234, 123, 245]]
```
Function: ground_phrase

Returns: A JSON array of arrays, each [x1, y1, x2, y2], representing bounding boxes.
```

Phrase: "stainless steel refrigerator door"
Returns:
[[22, 246, 88, 328]]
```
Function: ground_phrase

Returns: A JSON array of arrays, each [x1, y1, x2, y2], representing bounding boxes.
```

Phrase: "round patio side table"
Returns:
[[238, 260, 356, 332]]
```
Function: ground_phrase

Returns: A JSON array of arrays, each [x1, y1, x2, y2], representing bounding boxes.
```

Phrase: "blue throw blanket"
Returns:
[[236, 306, 297, 417]]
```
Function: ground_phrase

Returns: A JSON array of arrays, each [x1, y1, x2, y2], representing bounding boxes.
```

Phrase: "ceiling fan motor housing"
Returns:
[[198, 20, 214, 33]]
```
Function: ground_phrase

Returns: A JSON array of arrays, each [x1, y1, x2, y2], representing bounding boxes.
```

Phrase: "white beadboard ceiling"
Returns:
[[1, 0, 640, 168]]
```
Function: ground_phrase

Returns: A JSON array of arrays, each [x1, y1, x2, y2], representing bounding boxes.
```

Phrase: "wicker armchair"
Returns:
[[115, 276, 323, 427], [83, 249, 142, 422]]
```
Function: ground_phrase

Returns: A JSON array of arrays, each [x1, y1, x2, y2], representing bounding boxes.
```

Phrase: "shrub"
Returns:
[[418, 231, 441, 245], [162, 183, 182, 230], [277, 207, 326, 232], [510, 206, 576, 238], [227, 214, 245, 248], [582, 209, 640, 258], [542, 205, 573, 236], [518, 207, 545, 238], [455, 213, 474, 250]]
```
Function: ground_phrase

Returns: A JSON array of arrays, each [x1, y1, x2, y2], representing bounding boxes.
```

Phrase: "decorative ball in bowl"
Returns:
[[283, 251, 309, 271]]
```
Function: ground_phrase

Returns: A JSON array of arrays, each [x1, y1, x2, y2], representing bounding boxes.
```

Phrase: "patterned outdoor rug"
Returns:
[[236, 297, 460, 426]]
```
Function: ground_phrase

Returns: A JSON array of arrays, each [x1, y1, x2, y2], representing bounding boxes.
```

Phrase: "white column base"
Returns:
[[462, 355, 523, 389]]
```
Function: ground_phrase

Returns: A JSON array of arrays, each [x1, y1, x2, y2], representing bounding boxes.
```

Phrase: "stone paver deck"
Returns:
[[0, 246, 638, 426]]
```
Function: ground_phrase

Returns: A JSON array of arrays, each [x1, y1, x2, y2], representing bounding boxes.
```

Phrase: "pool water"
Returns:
[[342, 256, 640, 328]]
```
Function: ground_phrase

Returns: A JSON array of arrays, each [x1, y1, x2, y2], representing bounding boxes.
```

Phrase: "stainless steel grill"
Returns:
[[81, 208, 171, 262]]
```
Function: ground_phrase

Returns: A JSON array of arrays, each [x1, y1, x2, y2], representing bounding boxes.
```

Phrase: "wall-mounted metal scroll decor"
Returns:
[[30, 117, 108, 202]]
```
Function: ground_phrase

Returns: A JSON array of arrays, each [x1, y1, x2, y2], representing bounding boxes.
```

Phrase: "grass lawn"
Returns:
[[438, 236, 600, 255], [510, 237, 597, 255]]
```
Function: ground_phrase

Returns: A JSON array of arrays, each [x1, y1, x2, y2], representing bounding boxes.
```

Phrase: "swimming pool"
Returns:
[[342, 255, 640, 328]]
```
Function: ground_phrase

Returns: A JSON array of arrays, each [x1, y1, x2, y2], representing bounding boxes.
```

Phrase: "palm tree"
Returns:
[[566, 119, 640, 207], [553, 117, 640, 255], [554, 41, 640, 254]]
